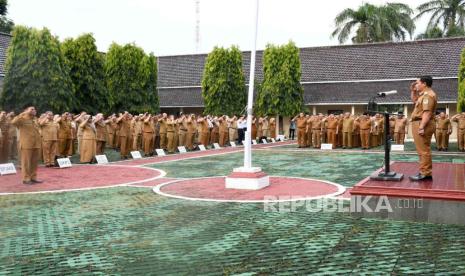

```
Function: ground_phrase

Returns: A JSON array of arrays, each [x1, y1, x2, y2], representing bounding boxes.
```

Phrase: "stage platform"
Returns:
[[350, 161, 465, 225]]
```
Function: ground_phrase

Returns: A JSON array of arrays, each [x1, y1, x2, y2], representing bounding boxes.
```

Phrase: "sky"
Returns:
[[8, 0, 430, 56]]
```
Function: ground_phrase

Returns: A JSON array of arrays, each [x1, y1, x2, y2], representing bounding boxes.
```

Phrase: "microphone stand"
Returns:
[[367, 95, 404, 181]]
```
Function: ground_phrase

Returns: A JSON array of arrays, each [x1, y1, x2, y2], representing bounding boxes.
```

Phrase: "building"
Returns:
[[0, 32, 463, 138], [158, 37, 465, 138]]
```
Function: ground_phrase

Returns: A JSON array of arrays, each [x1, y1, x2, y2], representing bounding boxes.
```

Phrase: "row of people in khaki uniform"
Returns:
[[291, 111, 465, 150], [291, 112, 408, 149]]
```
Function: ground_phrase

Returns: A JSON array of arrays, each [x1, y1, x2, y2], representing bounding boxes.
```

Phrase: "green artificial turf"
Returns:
[[1, 187, 465, 275]]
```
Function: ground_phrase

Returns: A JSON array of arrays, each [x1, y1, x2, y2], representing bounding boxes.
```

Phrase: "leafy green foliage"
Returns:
[[62, 33, 108, 113], [201, 46, 246, 116], [104, 43, 159, 114], [415, 0, 465, 35], [0, 0, 13, 34], [332, 3, 415, 44], [458, 48, 465, 112], [1, 26, 75, 113], [256, 42, 303, 116]]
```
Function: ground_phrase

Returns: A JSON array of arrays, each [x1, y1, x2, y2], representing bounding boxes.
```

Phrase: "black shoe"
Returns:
[[409, 174, 432, 181], [31, 179, 43, 184]]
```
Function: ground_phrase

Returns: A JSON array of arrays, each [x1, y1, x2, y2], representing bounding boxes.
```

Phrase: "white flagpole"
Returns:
[[244, 0, 259, 169]]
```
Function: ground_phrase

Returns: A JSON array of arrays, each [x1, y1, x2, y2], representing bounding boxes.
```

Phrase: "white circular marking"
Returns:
[[153, 176, 346, 203]]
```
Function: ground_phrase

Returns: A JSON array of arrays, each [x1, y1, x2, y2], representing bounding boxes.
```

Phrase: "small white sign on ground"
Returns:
[[213, 143, 221, 149], [230, 142, 237, 147], [262, 139, 268, 144], [131, 151, 142, 159], [321, 144, 333, 150], [277, 135, 285, 141], [252, 140, 258, 145], [57, 158, 72, 168], [95, 155, 109, 164], [271, 138, 276, 143], [178, 146, 187, 153], [391, 144, 405, 151], [0, 163, 16, 175], [156, 149, 166, 156], [198, 145, 207, 151]]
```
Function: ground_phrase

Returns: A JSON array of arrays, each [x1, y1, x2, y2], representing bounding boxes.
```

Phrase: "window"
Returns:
[[327, 110, 343, 115]]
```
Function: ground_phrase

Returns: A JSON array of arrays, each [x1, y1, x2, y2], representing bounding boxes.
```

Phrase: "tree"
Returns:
[[256, 42, 303, 116], [105, 43, 159, 114], [458, 48, 465, 112], [332, 3, 415, 44], [416, 26, 445, 39], [415, 0, 465, 35], [201, 46, 246, 115], [1, 26, 75, 113], [62, 33, 108, 113], [0, 0, 14, 33]]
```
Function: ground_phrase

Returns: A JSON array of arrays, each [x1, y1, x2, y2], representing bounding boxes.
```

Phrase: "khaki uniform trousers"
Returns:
[[96, 141, 106, 155], [457, 129, 465, 150], [360, 129, 370, 149], [342, 132, 353, 148], [143, 132, 154, 155], [119, 136, 130, 158], [178, 130, 186, 148], [186, 132, 195, 150], [166, 131, 175, 153], [159, 132, 167, 150], [219, 131, 228, 147], [42, 140, 57, 166], [58, 138, 72, 157], [412, 120, 435, 176], [306, 130, 312, 147], [327, 129, 337, 148], [297, 128, 306, 147], [394, 132, 405, 145], [21, 148, 40, 182], [312, 129, 321, 148]]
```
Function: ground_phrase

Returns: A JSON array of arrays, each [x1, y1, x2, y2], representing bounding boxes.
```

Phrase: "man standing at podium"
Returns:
[[409, 76, 437, 181]]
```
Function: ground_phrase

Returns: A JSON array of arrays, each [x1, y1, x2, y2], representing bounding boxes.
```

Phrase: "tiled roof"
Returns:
[[0, 32, 11, 76], [157, 51, 264, 88], [158, 37, 465, 87], [159, 78, 457, 107]]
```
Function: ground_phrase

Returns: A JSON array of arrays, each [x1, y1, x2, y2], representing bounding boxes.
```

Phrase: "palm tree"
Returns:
[[332, 3, 415, 44], [415, 0, 465, 34]]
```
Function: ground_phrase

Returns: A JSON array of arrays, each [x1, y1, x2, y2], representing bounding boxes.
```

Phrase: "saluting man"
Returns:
[[12, 106, 42, 184], [409, 76, 437, 181]]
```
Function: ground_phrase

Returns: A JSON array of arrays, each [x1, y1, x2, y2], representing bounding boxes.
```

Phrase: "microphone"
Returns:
[[377, 90, 397, 97]]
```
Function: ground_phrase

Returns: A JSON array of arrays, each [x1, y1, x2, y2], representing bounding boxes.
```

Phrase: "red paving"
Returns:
[[0, 141, 295, 194], [351, 162, 465, 200], [158, 176, 343, 201], [0, 165, 161, 194]]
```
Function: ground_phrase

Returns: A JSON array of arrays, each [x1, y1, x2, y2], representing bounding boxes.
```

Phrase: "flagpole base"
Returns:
[[225, 167, 270, 190]]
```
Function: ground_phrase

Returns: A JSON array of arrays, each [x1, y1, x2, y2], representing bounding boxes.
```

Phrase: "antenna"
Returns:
[[195, 0, 200, 53]]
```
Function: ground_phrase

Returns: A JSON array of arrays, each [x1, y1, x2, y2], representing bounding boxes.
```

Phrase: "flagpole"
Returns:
[[226, 0, 268, 190], [244, 0, 259, 169]]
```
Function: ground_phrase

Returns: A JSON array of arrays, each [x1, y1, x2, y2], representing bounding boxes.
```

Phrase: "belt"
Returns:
[[361, 128, 370, 130]]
